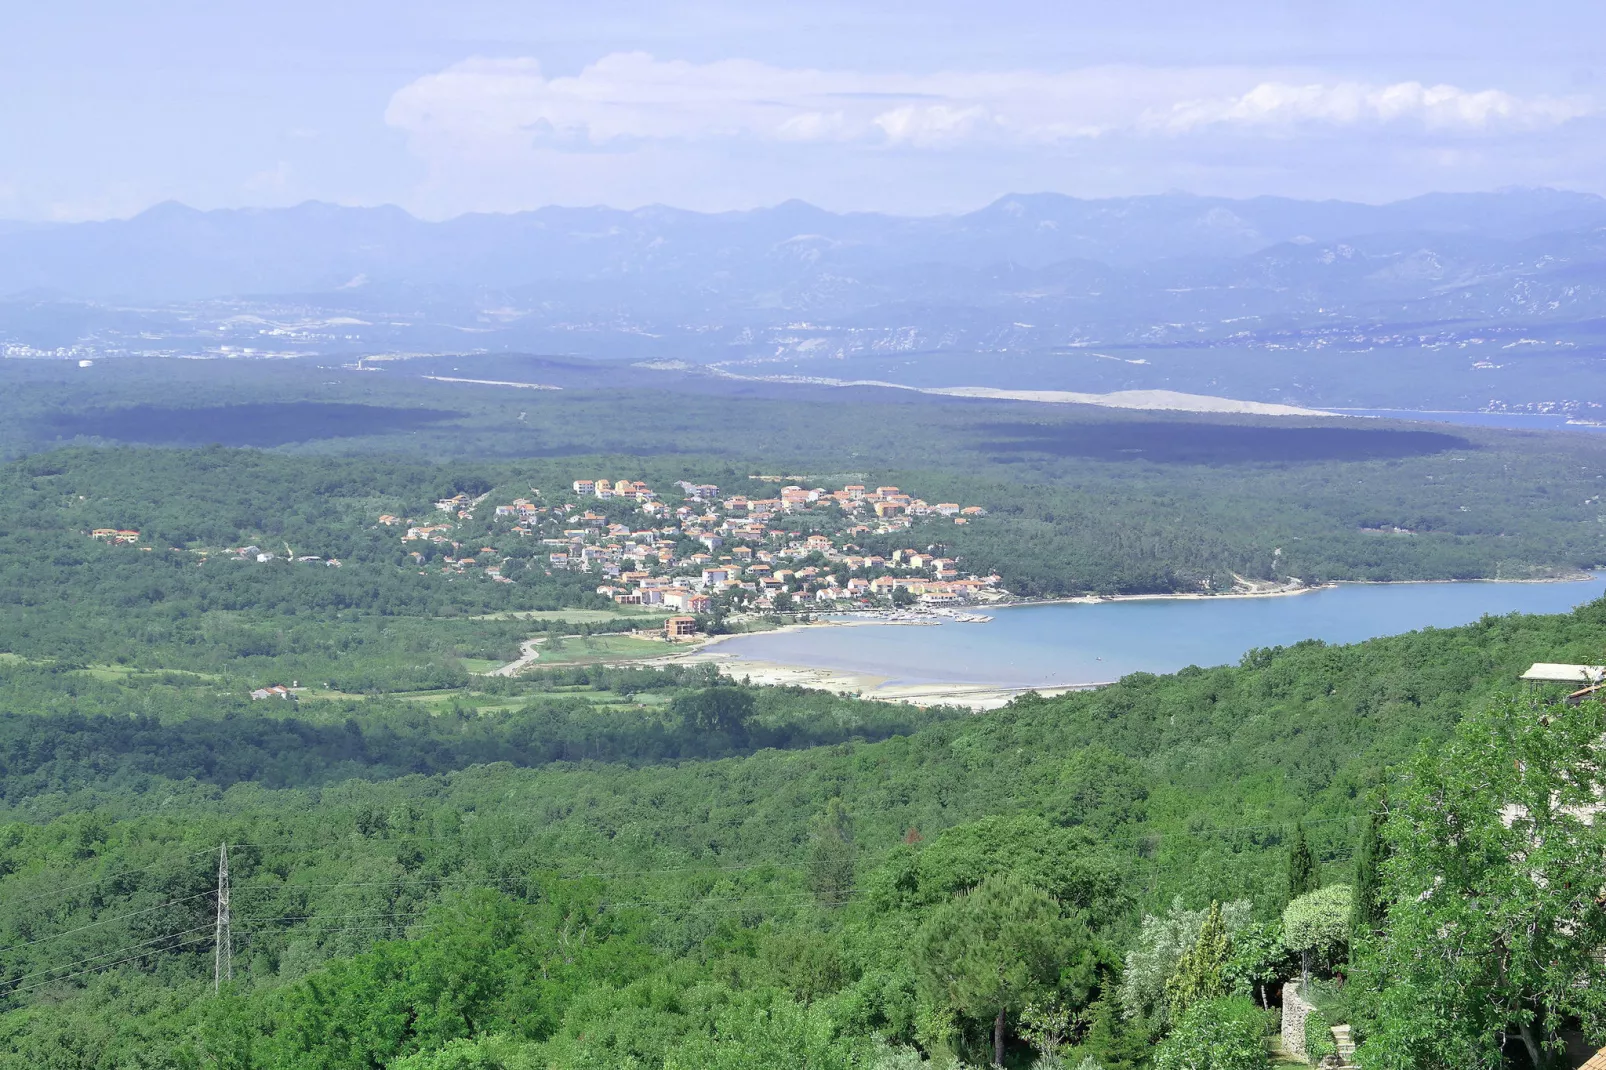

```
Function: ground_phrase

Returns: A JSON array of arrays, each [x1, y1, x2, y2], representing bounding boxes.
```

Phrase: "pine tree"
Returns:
[[807, 797, 857, 907], [1286, 824, 1317, 905], [1165, 901, 1233, 1017], [918, 873, 1071, 1069], [1351, 802, 1388, 938]]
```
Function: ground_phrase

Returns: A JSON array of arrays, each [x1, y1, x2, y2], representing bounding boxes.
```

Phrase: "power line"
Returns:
[[2, 846, 223, 908], [0, 890, 213, 957], [219, 812, 1362, 875], [0, 812, 1370, 976], [6, 930, 216, 997], [2, 925, 215, 991], [243, 909, 433, 926], [229, 860, 810, 898], [239, 920, 437, 937]]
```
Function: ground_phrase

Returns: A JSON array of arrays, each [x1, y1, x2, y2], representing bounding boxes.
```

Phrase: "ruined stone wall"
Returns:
[[1282, 980, 1315, 1061]]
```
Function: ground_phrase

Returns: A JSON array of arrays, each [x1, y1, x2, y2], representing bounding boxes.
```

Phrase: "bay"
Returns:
[[713, 578, 1606, 688]]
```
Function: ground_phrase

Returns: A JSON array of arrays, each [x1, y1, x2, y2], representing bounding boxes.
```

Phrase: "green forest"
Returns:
[[1, 586, 1604, 1068], [1, 360, 1606, 1068]]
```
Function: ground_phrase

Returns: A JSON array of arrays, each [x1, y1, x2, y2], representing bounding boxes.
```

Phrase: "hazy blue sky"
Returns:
[[4, 1, 1603, 220]]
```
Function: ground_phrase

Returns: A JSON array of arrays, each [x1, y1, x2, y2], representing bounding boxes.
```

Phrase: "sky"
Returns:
[[3, 0, 1604, 221]]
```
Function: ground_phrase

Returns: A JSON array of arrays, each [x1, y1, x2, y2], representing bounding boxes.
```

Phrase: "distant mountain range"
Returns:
[[2, 190, 1604, 412], [6, 188, 1606, 301]]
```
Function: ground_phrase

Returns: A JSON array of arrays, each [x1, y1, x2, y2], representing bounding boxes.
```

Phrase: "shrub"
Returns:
[[1153, 996, 1266, 1070], [1305, 1008, 1337, 1064]]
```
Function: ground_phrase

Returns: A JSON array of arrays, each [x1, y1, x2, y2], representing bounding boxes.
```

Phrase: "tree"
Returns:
[[1019, 998, 1075, 1065], [807, 797, 857, 907], [1282, 884, 1352, 988], [1165, 901, 1232, 1016], [662, 992, 869, 1070], [1223, 921, 1293, 1009], [919, 873, 1072, 1068], [1350, 800, 1388, 940], [1355, 697, 1606, 1070], [1151, 996, 1266, 1070], [1045, 746, 1149, 833], [1285, 824, 1317, 906], [670, 686, 753, 741], [387, 1035, 541, 1070], [1118, 898, 1252, 1027], [911, 815, 1129, 925]]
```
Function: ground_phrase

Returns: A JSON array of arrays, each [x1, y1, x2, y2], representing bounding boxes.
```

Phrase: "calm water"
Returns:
[[1333, 409, 1606, 434], [716, 578, 1606, 687]]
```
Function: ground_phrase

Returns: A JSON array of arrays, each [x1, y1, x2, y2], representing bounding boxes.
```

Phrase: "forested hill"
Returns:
[[0, 595, 1600, 1066], [5, 439, 1606, 643]]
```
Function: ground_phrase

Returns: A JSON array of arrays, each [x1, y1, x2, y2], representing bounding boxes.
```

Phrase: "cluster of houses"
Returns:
[[385, 506, 520, 582], [700, 482, 987, 524], [89, 527, 344, 567], [218, 545, 342, 566], [365, 476, 1001, 610], [558, 478, 1001, 610], [89, 528, 141, 544]]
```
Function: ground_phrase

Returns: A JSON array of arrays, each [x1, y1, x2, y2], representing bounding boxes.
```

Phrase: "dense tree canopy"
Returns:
[[0, 435, 1601, 1067], [1356, 698, 1606, 1070]]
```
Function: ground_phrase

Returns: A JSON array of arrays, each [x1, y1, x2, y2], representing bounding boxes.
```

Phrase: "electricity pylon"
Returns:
[[214, 843, 231, 992]]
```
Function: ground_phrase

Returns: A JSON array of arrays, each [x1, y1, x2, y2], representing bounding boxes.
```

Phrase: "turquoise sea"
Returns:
[[714, 577, 1606, 688]]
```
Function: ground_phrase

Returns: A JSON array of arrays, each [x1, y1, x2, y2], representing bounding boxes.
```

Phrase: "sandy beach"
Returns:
[[649, 641, 1100, 710], [639, 615, 1105, 709]]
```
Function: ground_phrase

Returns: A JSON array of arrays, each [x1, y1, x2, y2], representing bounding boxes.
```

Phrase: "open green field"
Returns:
[[470, 607, 668, 623], [528, 632, 676, 666]]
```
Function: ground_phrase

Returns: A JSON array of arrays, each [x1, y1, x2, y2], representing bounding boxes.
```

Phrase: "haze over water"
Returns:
[[715, 578, 1606, 687]]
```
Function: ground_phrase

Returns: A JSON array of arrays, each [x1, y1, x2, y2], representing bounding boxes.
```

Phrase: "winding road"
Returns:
[[483, 637, 543, 677]]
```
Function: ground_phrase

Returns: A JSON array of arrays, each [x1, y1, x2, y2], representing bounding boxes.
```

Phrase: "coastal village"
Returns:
[[84, 475, 1004, 665], [384, 476, 1004, 621]]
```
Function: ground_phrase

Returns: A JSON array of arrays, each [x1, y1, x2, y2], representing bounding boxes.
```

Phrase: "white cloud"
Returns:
[[384, 54, 1234, 158], [1153, 81, 1592, 133], [377, 52, 1605, 217], [873, 104, 991, 147], [387, 54, 1592, 161]]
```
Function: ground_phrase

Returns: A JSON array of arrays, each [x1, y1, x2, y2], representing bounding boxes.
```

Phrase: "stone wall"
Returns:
[[1282, 980, 1316, 1062]]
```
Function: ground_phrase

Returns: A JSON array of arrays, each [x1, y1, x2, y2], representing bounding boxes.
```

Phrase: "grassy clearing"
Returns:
[[296, 688, 370, 702], [527, 634, 675, 667], [469, 608, 667, 624], [80, 664, 220, 682], [339, 684, 674, 716]]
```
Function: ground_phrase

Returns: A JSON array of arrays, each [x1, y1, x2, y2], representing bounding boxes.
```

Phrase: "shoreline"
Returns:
[[636, 572, 1603, 709], [998, 570, 1602, 610], [646, 644, 1105, 710]]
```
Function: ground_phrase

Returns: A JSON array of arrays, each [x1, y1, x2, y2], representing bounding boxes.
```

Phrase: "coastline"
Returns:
[[644, 622, 1103, 709], [648, 643, 1104, 710], [998, 570, 1601, 611], [636, 572, 1602, 710]]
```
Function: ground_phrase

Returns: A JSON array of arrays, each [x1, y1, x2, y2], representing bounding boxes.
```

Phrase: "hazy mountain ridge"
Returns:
[[8, 189, 1606, 301], [3, 191, 1605, 414]]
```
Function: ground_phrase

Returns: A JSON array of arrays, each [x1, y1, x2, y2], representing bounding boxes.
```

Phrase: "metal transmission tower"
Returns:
[[213, 843, 231, 992]]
